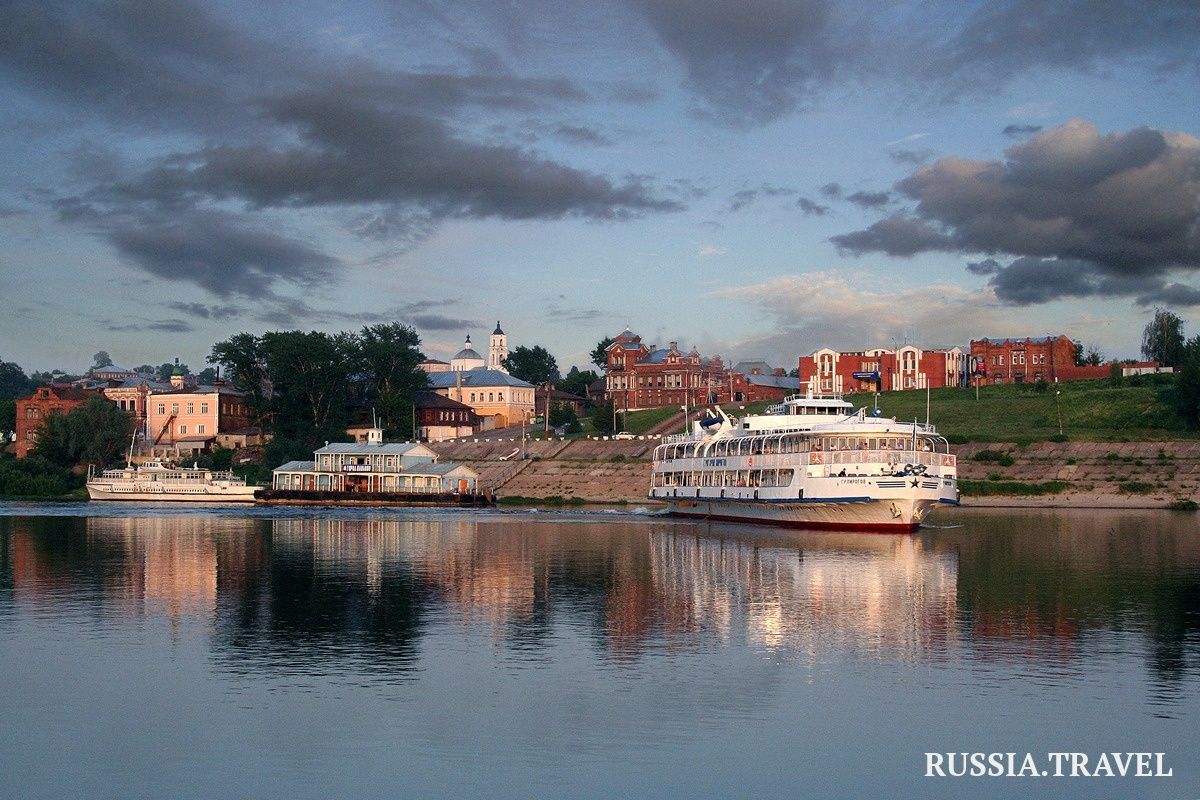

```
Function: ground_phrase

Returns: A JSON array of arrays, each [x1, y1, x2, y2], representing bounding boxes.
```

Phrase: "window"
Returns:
[[201, 403, 209, 414], [157, 404, 165, 415], [186, 403, 194, 414], [26, 408, 39, 419], [179, 425, 188, 434], [171, 404, 179, 414], [197, 424, 205, 434], [498, 393, 503, 402]]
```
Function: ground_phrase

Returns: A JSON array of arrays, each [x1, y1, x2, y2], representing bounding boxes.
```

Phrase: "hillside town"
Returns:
[[1, 315, 1187, 468]]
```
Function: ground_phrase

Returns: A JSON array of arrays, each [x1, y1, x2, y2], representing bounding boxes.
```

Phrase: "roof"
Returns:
[[114, 376, 172, 389], [406, 462, 477, 476], [732, 360, 773, 374], [414, 390, 474, 410], [151, 384, 245, 396], [453, 346, 483, 361], [419, 358, 448, 365], [493, 321, 504, 335], [974, 336, 1066, 346], [640, 348, 671, 364], [746, 374, 802, 390], [25, 385, 94, 402], [426, 369, 534, 389], [274, 460, 315, 472], [93, 365, 134, 373], [174, 435, 217, 442], [315, 442, 432, 455]]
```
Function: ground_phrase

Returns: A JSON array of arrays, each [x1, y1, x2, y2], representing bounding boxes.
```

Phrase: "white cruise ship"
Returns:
[[649, 389, 958, 531], [86, 460, 259, 503]]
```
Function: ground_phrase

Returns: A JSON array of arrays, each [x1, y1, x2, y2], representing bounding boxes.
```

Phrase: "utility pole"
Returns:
[[1055, 379, 1063, 436]]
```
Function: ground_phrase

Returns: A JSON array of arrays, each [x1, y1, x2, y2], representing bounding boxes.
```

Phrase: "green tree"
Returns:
[[353, 323, 428, 436], [195, 366, 219, 384], [590, 400, 615, 435], [1141, 308, 1186, 367], [33, 396, 134, 468], [1083, 345, 1104, 366], [210, 333, 272, 430], [1072, 339, 1085, 367], [1176, 335, 1200, 425], [548, 402, 577, 428], [262, 330, 354, 442], [155, 361, 189, 382], [92, 351, 113, 369], [0, 399, 15, 437], [557, 366, 598, 400], [504, 345, 560, 385], [590, 337, 614, 370], [0, 360, 34, 398]]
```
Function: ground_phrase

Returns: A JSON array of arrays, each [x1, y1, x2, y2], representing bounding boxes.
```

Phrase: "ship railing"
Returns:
[[809, 449, 954, 469]]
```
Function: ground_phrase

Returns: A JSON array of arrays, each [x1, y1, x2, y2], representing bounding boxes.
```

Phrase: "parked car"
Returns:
[[612, 431, 634, 440]]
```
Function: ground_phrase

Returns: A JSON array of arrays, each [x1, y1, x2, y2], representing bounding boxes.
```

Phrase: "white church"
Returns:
[[430, 322, 537, 430]]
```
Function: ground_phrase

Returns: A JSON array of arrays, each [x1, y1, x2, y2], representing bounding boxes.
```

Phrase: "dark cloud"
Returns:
[[1135, 283, 1200, 308], [553, 124, 613, 146], [0, 0, 292, 132], [107, 211, 339, 299], [113, 87, 680, 221], [846, 190, 891, 207], [410, 313, 480, 330], [985, 257, 1101, 304], [924, 1, 1200, 97], [164, 302, 244, 321], [819, 182, 842, 198], [726, 184, 797, 212], [102, 317, 195, 333], [797, 197, 830, 216], [888, 148, 934, 165], [1002, 124, 1043, 138], [831, 214, 953, 256], [627, 0, 845, 123], [835, 120, 1200, 302], [965, 258, 1002, 276]]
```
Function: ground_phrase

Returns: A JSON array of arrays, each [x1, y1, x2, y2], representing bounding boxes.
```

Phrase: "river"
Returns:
[[1, 504, 1197, 798]]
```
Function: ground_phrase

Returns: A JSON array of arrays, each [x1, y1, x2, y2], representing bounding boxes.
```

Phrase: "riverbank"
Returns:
[[428, 438, 1200, 510]]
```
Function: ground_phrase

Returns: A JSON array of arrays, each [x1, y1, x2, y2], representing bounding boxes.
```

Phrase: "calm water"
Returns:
[[1, 504, 1198, 799]]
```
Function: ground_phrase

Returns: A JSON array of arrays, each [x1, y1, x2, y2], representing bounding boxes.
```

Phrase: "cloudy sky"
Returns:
[[2, 0, 1198, 372]]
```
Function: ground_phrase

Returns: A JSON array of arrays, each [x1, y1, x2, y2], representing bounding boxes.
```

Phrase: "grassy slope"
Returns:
[[844, 379, 1191, 442]]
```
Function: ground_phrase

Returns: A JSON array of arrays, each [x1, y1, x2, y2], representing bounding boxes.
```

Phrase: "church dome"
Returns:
[[454, 346, 480, 360]]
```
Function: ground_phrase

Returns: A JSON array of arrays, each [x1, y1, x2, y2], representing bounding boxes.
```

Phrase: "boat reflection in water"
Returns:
[[2, 510, 1196, 688], [9, 514, 961, 666]]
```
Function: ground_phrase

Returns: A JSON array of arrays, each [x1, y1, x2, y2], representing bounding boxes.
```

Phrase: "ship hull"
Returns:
[[663, 496, 953, 532], [86, 485, 259, 503]]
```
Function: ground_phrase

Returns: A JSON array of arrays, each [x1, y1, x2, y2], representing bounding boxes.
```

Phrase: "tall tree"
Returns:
[[92, 351, 113, 369], [210, 333, 272, 430], [353, 323, 428, 434], [590, 337, 614, 369], [557, 366, 598, 399], [504, 345, 560, 385], [195, 366, 218, 384], [0, 360, 34, 399], [33, 396, 134, 468], [1141, 308, 1186, 367], [155, 361, 189, 382], [262, 330, 354, 442], [1176, 335, 1200, 425], [1083, 344, 1104, 366]]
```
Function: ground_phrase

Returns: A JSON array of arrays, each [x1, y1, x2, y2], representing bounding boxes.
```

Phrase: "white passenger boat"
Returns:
[[86, 460, 259, 503], [649, 389, 958, 531]]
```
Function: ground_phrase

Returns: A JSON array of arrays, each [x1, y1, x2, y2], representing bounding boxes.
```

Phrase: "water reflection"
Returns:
[[2, 509, 1198, 694]]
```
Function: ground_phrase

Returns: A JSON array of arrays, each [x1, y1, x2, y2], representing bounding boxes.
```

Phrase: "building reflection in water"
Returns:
[[1, 510, 1198, 690]]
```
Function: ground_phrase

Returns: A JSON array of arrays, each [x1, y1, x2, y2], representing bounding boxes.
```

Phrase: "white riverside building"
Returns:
[[271, 428, 479, 495]]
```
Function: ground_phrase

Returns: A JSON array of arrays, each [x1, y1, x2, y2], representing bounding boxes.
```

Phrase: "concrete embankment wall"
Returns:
[[430, 439, 1200, 507]]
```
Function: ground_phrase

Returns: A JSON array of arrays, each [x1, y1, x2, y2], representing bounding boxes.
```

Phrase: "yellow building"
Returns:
[[427, 369, 535, 430]]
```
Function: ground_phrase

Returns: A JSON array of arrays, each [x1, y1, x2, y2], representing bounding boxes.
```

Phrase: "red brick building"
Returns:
[[15, 385, 97, 457], [968, 336, 1108, 383], [603, 328, 800, 410], [797, 346, 968, 394]]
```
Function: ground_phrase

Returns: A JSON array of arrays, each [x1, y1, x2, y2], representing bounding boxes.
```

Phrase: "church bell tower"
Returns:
[[489, 321, 508, 372]]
